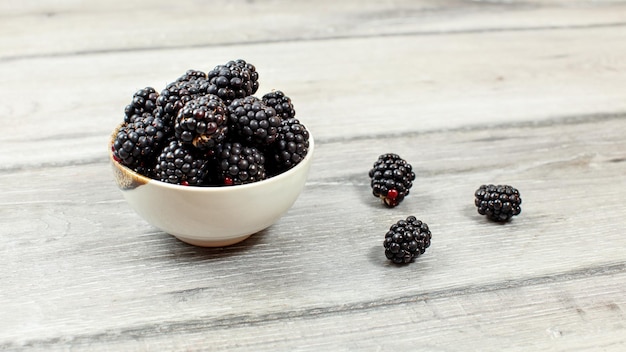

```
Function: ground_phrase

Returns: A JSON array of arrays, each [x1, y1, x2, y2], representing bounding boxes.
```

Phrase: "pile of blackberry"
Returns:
[[112, 59, 310, 186]]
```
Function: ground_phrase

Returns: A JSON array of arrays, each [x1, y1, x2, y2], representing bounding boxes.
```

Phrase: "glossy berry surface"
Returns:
[[154, 140, 209, 186], [216, 142, 267, 185], [368, 153, 415, 207], [474, 184, 522, 222], [228, 96, 281, 146], [112, 113, 169, 175], [174, 94, 228, 150], [268, 118, 309, 175], [262, 90, 296, 119], [156, 70, 210, 125], [207, 59, 259, 104], [124, 87, 159, 123], [384, 216, 432, 265]]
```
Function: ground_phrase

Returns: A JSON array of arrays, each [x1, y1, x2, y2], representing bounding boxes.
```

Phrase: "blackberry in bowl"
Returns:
[[110, 123, 314, 247], [110, 61, 313, 247]]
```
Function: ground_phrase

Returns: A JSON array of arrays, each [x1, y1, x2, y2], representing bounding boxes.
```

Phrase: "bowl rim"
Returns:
[[110, 124, 315, 193]]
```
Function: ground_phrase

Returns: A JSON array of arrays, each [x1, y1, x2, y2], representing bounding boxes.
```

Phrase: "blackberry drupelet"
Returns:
[[207, 59, 259, 104], [124, 87, 159, 123], [216, 142, 266, 185], [384, 216, 432, 264], [112, 113, 170, 175], [156, 70, 211, 125], [474, 184, 522, 222], [268, 118, 309, 175], [228, 96, 281, 146], [262, 90, 295, 119], [154, 140, 209, 186], [174, 94, 229, 150], [369, 153, 416, 207]]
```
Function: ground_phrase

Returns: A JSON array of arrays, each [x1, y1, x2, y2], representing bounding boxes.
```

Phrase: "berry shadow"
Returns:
[[367, 244, 387, 267], [367, 244, 413, 268], [463, 204, 514, 226], [367, 245, 427, 268]]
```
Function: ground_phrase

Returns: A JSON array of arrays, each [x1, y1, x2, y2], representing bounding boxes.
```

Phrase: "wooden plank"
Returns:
[[10, 270, 625, 351], [2, 0, 626, 60], [1, 115, 625, 349], [2, 1, 626, 350], [1, 26, 626, 171]]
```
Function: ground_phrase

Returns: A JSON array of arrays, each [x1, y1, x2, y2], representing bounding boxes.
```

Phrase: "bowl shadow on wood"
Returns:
[[161, 228, 269, 262]]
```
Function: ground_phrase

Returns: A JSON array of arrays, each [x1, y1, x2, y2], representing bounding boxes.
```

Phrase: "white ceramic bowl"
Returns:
[[110, 127, 314, 247]]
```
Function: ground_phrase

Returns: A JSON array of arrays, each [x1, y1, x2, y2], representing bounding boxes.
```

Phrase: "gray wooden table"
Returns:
[[2, 1, 626, 351]]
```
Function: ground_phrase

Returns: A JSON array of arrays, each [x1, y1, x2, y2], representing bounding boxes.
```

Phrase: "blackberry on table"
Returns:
[[112, 113, 170, 175], [156, 70, 211, 125], [369, 153, 415, 207], [384, 216, 432, 265], [154, 140, 209, 186], [228, 96, 281, 146], [262, 90, 295, 120], [268, 118, 309, 175], [174, 94, 229, 151], [474, 184, 522, 222], [207, 59, 259, 104], [124, 87, 159, 123], [216, 142, 266, 185]]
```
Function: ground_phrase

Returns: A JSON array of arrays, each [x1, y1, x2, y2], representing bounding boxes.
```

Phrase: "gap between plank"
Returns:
[[2, 21, 626, 63], [5, 261, 625, 349]]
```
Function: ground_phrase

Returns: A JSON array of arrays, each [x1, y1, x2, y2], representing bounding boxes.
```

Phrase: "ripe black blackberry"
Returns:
[[384, 216, 432, 264], [154, 140, 209, 186], [262, 90, 295, 119], [174, 94, 229, 151], [207, 59, 259, 104], [124, 87, 159, 123], [176, 69, 207, 82], [228, 96, 281, 146], [268, 118, 309, 175], [368, 154, 415, 207], [474, 184, 522, 222], [156, 70, 211, 125], [216, 142, 266, 185], [112, 113, 170, 175]]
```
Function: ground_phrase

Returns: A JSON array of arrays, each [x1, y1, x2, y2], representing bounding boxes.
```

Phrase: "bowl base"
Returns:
[[173, 234, 252, 247]]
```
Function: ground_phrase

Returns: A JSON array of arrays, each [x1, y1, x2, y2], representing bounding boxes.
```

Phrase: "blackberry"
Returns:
[[112, 113, 170, 175], [368, 154, 416, 207], [156, 70, 211, 125], [124, 87, 159, 123], [262, 90, 295, 119], [268, 118, 309, 175], [154, 140, 209, 186], [474, 184, 522, 222], [176, 69, 207, 82], [207, 59, 259, 104], [174, 95, 229, 150], [216, 142, 266, 185], [384, 216, 432, 264], [228, 96, 281, 146]]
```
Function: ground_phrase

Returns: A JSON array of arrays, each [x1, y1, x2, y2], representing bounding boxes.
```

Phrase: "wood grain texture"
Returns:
[[1, 0, 625, 351], [2, 0, 626, 60]]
